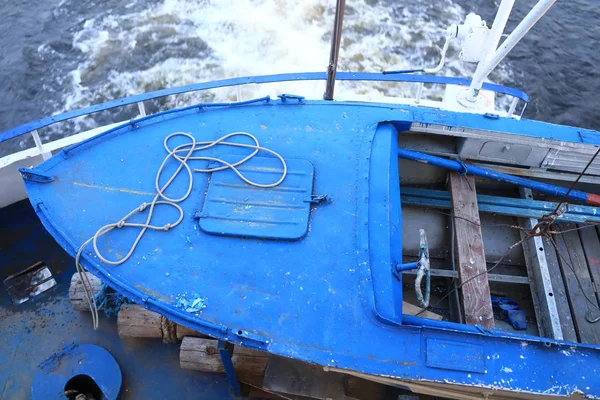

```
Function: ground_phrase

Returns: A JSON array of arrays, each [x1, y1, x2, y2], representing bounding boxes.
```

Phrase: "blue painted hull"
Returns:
[[21, 98, 600, 398]]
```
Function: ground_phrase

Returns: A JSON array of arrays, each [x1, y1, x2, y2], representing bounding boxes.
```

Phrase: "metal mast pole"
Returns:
[[324, 0, 346, 100]]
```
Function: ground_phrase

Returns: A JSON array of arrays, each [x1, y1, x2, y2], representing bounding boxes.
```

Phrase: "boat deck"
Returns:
[[400, 175, 600, 345], [550, 223, 600, 343], [0, 200, 237, 400]]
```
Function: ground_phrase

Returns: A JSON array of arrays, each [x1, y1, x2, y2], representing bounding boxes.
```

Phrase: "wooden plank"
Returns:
[[576, 225, 600, 322], [541, 236, 577, 342], [402, 301, 443, 320], [179, 337, 270, 387], [69, 272, 103, 312], [448, 172, 494, 328], [553, 224, 600, 344], [579, 225, 600, 301], [263, 355, 349, 400], [518, 188, 563, 339]]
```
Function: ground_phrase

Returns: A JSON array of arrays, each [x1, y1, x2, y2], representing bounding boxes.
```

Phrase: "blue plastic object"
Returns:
[[218, 340, 242, 397], [492, 296, 528, 330], [31, 344, 121, 400], [21, 97, 600, 397]]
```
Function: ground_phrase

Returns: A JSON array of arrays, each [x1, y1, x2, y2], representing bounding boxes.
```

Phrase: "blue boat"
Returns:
[[3, 0, 600, 398]]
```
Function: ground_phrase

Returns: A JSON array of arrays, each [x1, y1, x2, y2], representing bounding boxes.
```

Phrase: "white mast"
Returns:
[[465, 0, 558, 103]]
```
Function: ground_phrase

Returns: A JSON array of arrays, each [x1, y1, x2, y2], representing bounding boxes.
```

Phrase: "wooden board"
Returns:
[[448, 173, 494, 328], [554, 224, 600, 344], [118, 303, 163, 339], [179, 337, 270, 387], [542, 236, 577, 342], [402, 301, 443, 320], [263, 355, 349, 400], [69, 272, 103, 312]]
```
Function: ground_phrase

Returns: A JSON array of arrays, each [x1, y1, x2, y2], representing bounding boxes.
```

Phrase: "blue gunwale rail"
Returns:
[[0, 71, 528, 144]]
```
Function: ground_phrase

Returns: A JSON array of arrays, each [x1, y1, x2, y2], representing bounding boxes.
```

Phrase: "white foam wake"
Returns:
[[50, 0, 513, 127]]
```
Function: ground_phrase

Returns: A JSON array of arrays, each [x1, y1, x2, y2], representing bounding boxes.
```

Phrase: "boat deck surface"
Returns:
[[0, 200, 236, 400]]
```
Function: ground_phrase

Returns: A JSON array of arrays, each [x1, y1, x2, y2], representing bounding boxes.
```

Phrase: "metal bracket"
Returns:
[[218, 340, 241, 397], [304, 194, 328, 204], [18, 167, 54, 183], [277, 94, 305, 104]]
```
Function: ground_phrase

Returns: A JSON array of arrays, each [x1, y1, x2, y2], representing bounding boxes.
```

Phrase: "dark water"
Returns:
[[1, 0, 600, 152]]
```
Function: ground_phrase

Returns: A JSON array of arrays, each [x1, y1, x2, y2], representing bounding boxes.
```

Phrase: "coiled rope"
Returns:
[[75, 131, 287, 329]]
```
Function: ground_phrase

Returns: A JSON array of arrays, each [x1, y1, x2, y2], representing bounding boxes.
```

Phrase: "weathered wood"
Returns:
[[542, 236, 578, 342], [345, 375, 392, 400], [578, 225, 600, 306], [117, 304, 207, 343], [554, 224, 600, 344], [176, 324, 204, 340], [69, 272, 103, 312], [263, 355, 348, 400], [402, 301, 443, 320], [179, 337, 270, 386], [118, 303, 162, 339], [448, 173, 494, 328], [518, 188, 563, 339]]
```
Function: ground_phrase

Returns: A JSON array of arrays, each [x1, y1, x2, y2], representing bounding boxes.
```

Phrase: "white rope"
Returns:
[[75, 131, 287, 329]]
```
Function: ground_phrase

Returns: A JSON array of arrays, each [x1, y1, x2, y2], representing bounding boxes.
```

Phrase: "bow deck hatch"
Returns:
[[196, 155, 314, 240]]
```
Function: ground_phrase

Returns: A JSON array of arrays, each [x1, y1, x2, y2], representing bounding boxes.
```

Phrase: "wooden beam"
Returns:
[[448, 172, 494, 328], [180, 337, 270, 387], [542, 236, 577, 342], [518, 188, 563, 339]]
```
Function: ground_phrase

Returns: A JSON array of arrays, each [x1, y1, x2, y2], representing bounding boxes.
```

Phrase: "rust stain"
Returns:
[[588, 257, 600, 266], [71, 182, 154, 196], [134, 284, 168, 301], [366, 354, 418, 366]]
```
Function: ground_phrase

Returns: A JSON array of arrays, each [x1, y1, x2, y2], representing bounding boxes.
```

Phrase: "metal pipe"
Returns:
[[468, 0, 557, 100], [480, 0, 515, 64], [397, 261, 419, 272], [324, 0, 346, 100], [397, 148, 600, 206]]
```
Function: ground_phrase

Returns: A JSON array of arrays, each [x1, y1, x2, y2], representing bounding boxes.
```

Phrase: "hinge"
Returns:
[[304, 194, 328, 204]]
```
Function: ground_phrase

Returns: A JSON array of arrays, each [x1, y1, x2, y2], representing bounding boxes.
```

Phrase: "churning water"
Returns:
[[1, 0, 599, 153]]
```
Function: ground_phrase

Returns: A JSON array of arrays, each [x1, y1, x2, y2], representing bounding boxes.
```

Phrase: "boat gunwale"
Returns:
[[0, 71, 529, 145]]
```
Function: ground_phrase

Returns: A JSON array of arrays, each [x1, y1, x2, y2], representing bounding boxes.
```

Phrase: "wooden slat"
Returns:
[[542, 236, 577, 342], [579, 225, 600, 304], [180, 337, 270, 387], [518, 188, 563, 339], [554, 224, 600, 344], [448, 173, 494, 328], [402, 301, 443, 320]]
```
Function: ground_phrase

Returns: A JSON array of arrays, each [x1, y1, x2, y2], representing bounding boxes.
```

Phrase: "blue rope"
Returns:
[[91, 283, 127, 317]]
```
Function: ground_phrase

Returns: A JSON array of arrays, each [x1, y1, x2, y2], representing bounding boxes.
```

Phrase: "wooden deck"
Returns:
[[401, 176, 600, 345], [550, 224, 600, 344]]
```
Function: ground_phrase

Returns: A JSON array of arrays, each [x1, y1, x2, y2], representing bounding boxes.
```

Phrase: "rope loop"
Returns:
[[75, 131, 287, 329]]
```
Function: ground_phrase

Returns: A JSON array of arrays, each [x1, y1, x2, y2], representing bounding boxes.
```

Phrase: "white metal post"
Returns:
[[467, 0, 557, 101], [31, 130, 52, 161], [480, 0, 515, 64], [137, 101, 147, 117], [415, 83, 424, 104]]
